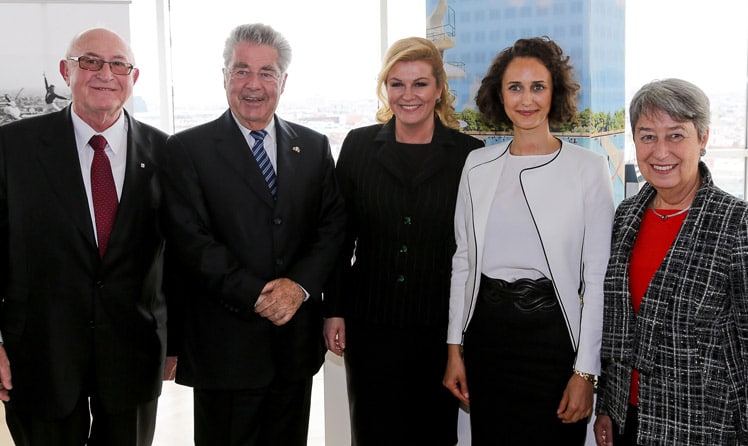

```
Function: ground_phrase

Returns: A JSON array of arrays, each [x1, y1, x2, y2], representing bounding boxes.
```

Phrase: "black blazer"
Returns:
[[325, 118, 484, 329], [0, 107, 169, 418], [160, 111, 345, 389]]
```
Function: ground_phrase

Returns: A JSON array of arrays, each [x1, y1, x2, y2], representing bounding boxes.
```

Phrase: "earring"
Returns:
[[436, 98, 442, 104], [700, 148, 706, 156]]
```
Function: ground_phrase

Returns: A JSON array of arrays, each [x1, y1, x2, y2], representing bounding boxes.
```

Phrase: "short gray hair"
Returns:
[[629, 78, 710, 139], [223, 23, 292, 73]]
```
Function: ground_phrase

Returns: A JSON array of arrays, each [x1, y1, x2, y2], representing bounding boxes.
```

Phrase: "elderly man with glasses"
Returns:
[[0, 27, 173, 446]]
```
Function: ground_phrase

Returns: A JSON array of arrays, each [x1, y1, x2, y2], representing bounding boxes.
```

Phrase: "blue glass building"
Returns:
[[425, 0, 626, 201]]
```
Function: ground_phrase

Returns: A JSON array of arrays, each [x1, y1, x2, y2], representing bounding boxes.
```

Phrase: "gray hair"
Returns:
[[629, 78, 710, 139], [223, 23, 292, 73]]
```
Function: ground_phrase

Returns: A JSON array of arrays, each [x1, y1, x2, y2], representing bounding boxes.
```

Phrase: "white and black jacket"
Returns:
[[447, 140, 615, 375]]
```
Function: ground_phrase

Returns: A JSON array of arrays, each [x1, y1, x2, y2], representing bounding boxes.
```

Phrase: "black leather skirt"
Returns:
[[462, 274, 586, 445]]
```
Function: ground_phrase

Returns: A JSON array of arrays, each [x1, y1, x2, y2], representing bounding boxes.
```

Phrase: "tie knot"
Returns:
[[250, 130, 267, 142], [89, 135, 108, 152]]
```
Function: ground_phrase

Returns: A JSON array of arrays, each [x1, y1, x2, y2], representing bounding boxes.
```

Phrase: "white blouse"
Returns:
[[482, 151, 558, 281]]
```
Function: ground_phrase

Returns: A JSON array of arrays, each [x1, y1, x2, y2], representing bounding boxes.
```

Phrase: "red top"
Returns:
[[627, 208, 688, 406]]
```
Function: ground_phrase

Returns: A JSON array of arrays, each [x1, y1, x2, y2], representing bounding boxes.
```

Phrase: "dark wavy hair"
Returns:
[[476, 36, 579, 128]]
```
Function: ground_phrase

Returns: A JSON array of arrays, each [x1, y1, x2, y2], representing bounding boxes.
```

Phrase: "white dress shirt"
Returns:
[[71, 109, 127, 246], [231, 114, 278, 171]]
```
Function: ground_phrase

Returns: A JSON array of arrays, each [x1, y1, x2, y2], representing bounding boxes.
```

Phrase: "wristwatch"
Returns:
[[573, 369, 599, 388]]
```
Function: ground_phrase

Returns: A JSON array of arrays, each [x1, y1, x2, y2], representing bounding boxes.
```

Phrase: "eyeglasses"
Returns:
[[227, 68, 280, 83], [67, 56, 135, 75]]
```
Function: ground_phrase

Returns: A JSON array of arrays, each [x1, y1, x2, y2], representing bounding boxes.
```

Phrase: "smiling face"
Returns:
[[60, 28, 139, 131], [634, 110, 708, 201], [224, 42, 286, 131], [501, 57, 553, 132], [385, 60, 442, 132]]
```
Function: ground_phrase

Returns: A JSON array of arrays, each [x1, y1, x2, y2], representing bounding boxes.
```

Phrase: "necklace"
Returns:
[[650, 207, 690, 221]]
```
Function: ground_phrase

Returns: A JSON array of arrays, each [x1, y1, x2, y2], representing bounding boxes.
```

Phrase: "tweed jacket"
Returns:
[[597, 163, 748, 445], [447, 140, 615, 374]]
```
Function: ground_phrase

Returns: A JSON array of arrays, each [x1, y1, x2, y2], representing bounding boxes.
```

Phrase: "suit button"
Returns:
[[399, 245, 408, 253], [403, 216, 412, 225], [275, 258, 284, 266], [273, 217, 283, 225], [95, 280, 104, 288], [396, 275, 405, 283]]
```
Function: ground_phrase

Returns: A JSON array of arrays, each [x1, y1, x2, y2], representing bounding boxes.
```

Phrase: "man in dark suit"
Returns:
[[159, 23, 345, 446], [0, 28, 172, 446]]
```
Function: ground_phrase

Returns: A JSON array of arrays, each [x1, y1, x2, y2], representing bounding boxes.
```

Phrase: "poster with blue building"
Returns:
[[426, 0, 626, 202]]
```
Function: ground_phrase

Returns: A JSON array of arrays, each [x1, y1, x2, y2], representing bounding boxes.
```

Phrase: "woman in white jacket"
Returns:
[[443, 36, 615, 445]]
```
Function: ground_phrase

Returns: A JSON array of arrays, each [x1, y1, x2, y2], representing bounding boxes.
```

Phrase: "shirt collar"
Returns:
[[231, 113, 276, 144], [71, 108, 127, 156]]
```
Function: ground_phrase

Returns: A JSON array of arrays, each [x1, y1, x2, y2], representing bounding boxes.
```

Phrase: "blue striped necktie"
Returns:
[[249, 130, 277, 198]]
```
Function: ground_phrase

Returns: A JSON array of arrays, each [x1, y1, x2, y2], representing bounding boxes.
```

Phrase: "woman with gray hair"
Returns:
[[594, 78, 748, 445]]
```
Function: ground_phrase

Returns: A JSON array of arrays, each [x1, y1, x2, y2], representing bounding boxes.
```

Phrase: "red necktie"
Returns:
[[89, 135, 118, 258]]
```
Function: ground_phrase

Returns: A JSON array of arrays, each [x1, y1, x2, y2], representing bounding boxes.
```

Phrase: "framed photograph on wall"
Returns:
[[0, 1, 129, 124]]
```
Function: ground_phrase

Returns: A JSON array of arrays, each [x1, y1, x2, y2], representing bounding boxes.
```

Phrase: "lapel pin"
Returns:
[[291, 146, 301, 153], [140, 162, 146, 168]]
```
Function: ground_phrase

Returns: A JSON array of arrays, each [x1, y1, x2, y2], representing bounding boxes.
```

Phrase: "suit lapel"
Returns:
[[214, 111, 275, 207], [372, 118, 454, 187], [274, 116, 300, 201], [410, 119, 453, 187], [105, 113, 155, 259], [36, 107, 97, 249], [373, 121, 406, 185], [469, 143, 509, 252]]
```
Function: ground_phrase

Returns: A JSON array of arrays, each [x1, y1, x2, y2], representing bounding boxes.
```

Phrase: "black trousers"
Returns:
[[193, 376, 313, 446], [4, 393, 157, 446], [344, 320, 458, 446], [463, 275, 587, 446]]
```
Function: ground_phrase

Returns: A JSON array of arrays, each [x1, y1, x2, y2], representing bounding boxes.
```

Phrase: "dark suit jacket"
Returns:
[[159, 110, 345, 389], [0, 106, 169, 418], [325, 118, 484, 330]]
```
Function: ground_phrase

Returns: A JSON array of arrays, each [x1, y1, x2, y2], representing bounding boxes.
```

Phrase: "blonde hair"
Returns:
[[375, 37, 458, 128]]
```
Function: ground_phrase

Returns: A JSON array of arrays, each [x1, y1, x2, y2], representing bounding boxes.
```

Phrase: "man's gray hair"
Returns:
[[223, 23, 292, 73]]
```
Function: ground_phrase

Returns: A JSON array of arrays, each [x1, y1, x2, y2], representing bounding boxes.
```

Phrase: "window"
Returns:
[[130, 1, 748, 198], [625, 0, 748, 198], [125, 2, 748, 446], [127, 2, 426, 445], [131, 0, 425, 159]]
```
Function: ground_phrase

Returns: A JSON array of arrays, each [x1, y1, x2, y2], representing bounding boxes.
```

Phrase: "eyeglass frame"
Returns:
[[225, 66, 282, 83], [66, 56, 135, 75]]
